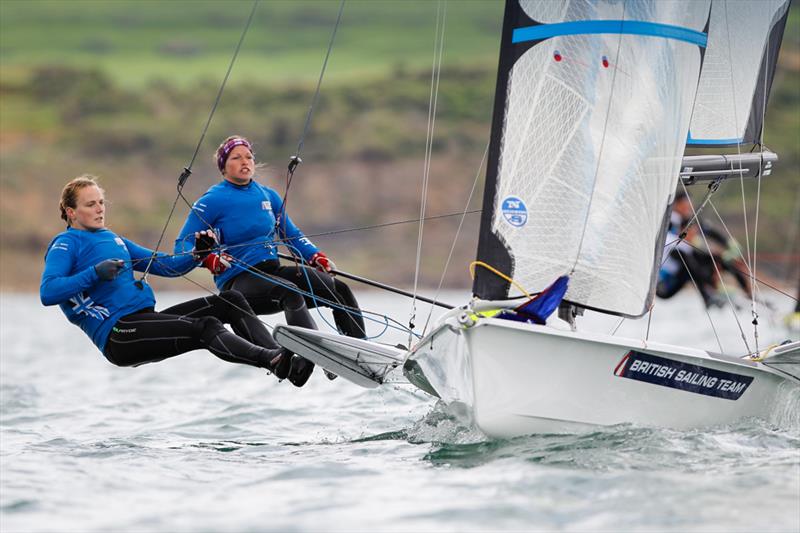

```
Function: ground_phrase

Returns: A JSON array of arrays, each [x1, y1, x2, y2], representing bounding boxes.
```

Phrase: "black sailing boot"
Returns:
[[267, 348, 293, 380]]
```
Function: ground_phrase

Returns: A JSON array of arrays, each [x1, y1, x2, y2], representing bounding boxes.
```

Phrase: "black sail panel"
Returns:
[[472, 0, 532, 300]]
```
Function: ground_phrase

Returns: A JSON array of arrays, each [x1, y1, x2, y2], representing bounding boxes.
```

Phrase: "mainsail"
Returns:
[[688, 0, 791, 146], [474, 0, 711, 316]]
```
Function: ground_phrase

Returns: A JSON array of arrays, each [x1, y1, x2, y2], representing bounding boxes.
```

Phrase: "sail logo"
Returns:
[[614, 351, 753, 400], [501, 196, 528, 227]]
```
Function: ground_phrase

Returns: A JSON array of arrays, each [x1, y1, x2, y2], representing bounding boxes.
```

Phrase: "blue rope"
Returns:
[[229, 246, 417, 340]]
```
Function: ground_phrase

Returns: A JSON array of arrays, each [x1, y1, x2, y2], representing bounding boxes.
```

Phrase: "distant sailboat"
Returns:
[[275, 0, 798, 438]]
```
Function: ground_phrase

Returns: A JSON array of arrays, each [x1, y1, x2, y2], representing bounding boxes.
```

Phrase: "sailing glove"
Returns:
[[201, 253, 231, 275], [193, 230, 218, 260], [95, 259, 125, 281], [309, 252, 336, 273]]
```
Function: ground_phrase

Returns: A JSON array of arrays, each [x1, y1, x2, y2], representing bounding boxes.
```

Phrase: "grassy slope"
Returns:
[[0, 0, 503, 87], [0, 0, 797, 290]]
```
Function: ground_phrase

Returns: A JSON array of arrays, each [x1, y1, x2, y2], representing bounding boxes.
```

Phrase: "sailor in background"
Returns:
[[657, 190, 752, 307], [41, 175, 299, 381], [175, 136, 366, 387], [786, 282, 800, 332]]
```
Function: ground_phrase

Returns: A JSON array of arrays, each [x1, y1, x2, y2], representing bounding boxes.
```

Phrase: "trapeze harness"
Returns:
[[174, 179, 366, 338]]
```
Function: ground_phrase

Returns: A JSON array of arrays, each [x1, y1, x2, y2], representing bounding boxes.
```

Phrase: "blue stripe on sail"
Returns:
[[686, 132, 744, 145], [512, 20, 708, 47]]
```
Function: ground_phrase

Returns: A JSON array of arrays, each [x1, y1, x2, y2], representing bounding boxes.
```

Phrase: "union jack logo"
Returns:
[[69, 293, 110, 321]]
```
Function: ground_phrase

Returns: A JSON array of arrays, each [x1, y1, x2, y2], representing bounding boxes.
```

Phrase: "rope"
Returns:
[[749, 343, 779, 362], [469, 261, 531, 299], [170, 185, 399, 340], [223, 249, 418, 340], [130, 225, 799, 309], [139, 0, 260, 284], [144, 247, 415, 343]]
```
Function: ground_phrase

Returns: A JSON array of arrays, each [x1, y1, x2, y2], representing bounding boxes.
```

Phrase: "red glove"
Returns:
[[309, 252, 336, 273], [201, 253, 231, 275]]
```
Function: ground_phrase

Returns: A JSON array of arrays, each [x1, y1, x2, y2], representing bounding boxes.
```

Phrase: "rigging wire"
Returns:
[[679, 181, 751, 353], [138, 0, 260, 285], [169, 208, 483, 262], [410, 0, 447, 344], [163, 0, 359, 338], [723, 0, 759, 352], [422, 139, 489, 335], [676, 247, 725, 353], [165, 157, 416, 341], [645, 303, 654, 341], [299, 209, 482, 240], [152, 250, 417, 342], [279, 0, 346, 235], [750, 0, 784, 351]]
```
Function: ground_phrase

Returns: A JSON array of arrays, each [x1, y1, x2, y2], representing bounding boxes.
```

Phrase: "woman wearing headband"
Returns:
[[174, 135, 365, 387], [41, 175, 298, 381]]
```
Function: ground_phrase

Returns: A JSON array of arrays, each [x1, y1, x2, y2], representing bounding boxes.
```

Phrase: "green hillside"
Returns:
[[0, 0, 503, 87], [0, 0, 797, 291]]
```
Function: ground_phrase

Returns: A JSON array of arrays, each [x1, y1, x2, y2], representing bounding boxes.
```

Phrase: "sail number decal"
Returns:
[[501, 196, 528, 227], [614, 351, 753, 400]]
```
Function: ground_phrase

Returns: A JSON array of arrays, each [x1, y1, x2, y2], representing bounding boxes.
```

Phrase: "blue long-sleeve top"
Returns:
[[174, 179, 319, 290], [40, 226, 197, 353]]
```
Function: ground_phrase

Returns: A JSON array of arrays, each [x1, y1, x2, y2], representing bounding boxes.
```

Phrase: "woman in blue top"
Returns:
[[175, 136, 365, 386], [41, 175, 300, 382]]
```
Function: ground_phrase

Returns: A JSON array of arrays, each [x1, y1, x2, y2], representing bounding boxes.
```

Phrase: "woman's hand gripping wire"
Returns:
[[193, 230, 232, 275]]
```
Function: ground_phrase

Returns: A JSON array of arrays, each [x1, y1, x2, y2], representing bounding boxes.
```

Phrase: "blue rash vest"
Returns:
[[40, 227, 197, 353], [174, 179, 319, 290]]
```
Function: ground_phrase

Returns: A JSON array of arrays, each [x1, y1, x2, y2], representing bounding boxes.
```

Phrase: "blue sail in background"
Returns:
[[498, 276, 569, 325]]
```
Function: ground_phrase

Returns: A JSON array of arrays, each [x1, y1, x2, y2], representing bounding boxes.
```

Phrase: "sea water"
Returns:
[[1, 290, 798, 532]]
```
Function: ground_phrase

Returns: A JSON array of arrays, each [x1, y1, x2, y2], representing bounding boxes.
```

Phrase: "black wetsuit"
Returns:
[[105, 290, 282, 369], [223, 260, 366, 339], [174, 178, 367, 340], [657, 222, 750, 307]]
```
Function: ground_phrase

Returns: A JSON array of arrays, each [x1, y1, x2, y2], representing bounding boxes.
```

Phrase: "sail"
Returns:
[[688, 0, 791, 147], [473, 0, 711, 316]]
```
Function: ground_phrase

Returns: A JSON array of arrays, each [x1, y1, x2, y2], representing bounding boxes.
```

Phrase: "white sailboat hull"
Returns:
[[274, 310, 798, 439], [406, 310, 799, 438]]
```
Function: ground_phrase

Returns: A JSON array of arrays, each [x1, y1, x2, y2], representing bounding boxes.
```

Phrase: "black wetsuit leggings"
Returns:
[[104, 290, 280, 368], [657, 250, 715, 303], [224, 260, 366, 338], [657, 249, 751, 307]]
